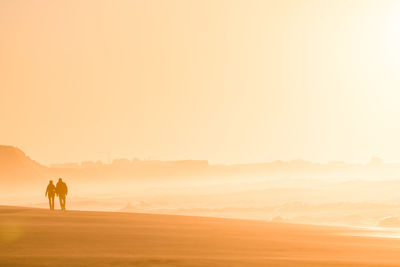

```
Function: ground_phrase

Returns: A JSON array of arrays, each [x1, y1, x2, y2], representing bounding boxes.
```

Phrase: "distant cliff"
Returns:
[[0, 145, 49, 185]]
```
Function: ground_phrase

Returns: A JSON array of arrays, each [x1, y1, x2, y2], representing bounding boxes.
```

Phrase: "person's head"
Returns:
[[58, 178, 62, 182], [49, 180, 53, 184]]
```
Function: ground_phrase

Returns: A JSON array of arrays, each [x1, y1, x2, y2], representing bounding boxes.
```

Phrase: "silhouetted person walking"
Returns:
[[56, 178, 68, 211], [45, 180, 56, 210]]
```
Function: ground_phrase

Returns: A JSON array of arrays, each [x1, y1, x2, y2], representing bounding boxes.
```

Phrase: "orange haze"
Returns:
[[1, 0, 400, 165]]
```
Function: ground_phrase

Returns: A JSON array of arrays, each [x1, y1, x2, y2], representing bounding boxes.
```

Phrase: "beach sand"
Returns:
[[1, 206, 400, 266]]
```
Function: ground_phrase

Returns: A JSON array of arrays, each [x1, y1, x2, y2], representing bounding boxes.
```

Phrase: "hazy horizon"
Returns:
[[3, 143, 395, 167], [2, 144, 393, 167]]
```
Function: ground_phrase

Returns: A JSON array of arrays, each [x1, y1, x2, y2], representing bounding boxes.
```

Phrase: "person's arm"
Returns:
[[65, 184, 68, 195], [45, 186, 48, 197]]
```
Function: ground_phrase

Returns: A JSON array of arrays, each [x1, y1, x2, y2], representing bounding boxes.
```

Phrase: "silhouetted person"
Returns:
[[45, 180, 56, 210], [56, 178, 68, 211]]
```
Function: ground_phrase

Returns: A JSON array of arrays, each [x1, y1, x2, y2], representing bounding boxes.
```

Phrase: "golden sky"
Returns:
[[1, 0, 400, 165]]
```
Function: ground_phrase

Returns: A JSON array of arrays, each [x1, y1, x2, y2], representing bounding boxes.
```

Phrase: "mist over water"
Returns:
[[3, 146, 400, 230]]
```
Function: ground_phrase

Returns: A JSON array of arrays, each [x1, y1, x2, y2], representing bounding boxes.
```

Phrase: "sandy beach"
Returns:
[[1, 206, 400, 267]]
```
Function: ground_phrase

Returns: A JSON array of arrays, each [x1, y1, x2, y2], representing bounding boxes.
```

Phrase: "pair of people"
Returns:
[[45, 178, 68, 210]]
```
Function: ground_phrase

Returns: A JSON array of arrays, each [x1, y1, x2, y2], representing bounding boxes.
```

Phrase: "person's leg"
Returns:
[[60, 196, 65, 210], [59, 196, 63, 210], [48, 197, 52, 210], [50, 196, 54, 210]]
